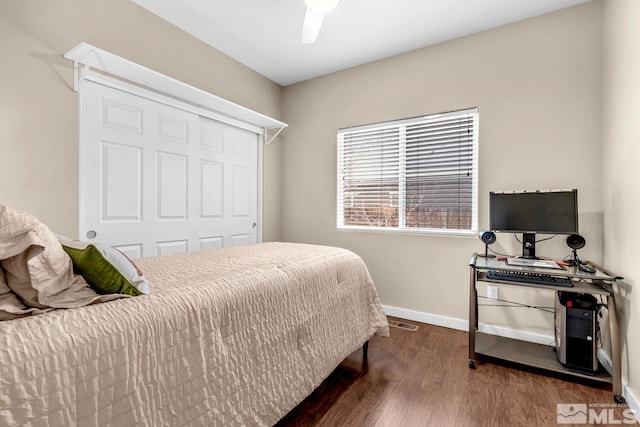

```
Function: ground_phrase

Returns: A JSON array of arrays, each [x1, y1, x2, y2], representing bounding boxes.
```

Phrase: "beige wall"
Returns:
[[603, 0, 640, 407], [281, 2, 603, 331], [0, 0, 283, 241], [3, 0, 635, 405]]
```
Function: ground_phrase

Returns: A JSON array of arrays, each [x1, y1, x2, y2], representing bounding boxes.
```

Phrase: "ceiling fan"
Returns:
[[301, 0, 342, 44]]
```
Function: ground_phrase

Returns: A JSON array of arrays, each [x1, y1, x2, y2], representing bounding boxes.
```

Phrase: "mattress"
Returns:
[[0, 242, 389, 426]]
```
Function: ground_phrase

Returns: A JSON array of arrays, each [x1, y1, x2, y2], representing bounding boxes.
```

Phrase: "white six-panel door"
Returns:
[[80, 78, 259, 258]]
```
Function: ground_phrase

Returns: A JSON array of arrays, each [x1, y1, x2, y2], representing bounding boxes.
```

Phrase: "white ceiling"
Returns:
[[131, 0, 590, 86]]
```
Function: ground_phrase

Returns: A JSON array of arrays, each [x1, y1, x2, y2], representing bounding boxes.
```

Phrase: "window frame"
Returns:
[[336, 108, 479, 236]]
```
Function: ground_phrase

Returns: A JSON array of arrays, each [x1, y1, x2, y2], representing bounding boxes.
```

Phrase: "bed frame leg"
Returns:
[[350, 340, 369, 375]]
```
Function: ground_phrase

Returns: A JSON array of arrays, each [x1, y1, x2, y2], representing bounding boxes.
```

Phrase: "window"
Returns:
[[337, 108, 478, 235]]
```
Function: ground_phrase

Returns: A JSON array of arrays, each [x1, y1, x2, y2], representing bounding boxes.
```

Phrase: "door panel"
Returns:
[[102, 100, 143, 134], [80, 80, 259, 257], [201, 161, 223, 218], [113, 244, 143, 260], [231, 165, 251, 217], [101, 142, 142, 221], [199, 236, 224, 251], [231, 234, 252, 247], [156, 240, 188, 256], [157, 151, 188, 220]]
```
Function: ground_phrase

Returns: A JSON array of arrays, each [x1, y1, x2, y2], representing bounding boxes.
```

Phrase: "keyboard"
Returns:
[[485, 270, 573, 287]]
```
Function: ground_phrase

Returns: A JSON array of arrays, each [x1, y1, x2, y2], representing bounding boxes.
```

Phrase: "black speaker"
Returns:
[[479, 230, 496, 245], [566, 234, 592, 270], [566, 234, 586, 250], [478, 231, 496, 258]]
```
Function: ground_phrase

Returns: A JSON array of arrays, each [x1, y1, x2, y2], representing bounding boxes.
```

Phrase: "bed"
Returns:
[[0, 241, 389, 426]]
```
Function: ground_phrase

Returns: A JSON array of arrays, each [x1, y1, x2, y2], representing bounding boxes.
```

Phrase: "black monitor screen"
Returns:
[[489, 190, 578, 234]]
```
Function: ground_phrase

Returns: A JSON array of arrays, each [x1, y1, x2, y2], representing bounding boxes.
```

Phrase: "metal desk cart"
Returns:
[[468, 254, 624, 403]]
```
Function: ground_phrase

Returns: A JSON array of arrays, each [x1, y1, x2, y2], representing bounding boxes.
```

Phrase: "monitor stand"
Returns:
[[521, 232, 537, 259]]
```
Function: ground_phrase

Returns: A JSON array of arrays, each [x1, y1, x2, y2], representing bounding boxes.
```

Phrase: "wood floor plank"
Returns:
[[276, 317, 636, 426]]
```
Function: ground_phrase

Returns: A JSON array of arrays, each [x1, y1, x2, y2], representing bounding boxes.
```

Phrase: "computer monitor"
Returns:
[[489, 190, 578, 258]]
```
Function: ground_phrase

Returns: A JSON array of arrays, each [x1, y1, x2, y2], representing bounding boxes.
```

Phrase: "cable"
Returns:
[[487, 246, 510, 257], [477, 295, 555, 313], [513, 233, 557, 244], [478, 304, 555, 314], [594, 304, 603, 349], [486, 245, 555, 261], [598, 295, 607, 306]]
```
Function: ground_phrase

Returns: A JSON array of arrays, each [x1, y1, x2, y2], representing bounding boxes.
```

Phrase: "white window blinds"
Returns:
[[337, 108, 478, 234]]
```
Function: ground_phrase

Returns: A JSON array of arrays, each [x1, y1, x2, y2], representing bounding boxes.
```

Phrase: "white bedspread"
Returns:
[[0, 242, 389, 426]]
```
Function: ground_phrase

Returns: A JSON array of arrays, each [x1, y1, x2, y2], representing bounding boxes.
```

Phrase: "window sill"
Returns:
[[336, 225, 477, 237]]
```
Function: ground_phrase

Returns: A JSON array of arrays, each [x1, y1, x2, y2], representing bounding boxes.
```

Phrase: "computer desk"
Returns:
[[468, 254, 624, 404]]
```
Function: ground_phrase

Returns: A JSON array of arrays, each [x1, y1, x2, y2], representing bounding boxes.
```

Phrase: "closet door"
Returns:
[[79, 79, 259, 258]]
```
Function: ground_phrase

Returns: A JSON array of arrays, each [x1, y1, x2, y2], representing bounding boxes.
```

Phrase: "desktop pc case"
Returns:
[[554, 292, 599, 374]]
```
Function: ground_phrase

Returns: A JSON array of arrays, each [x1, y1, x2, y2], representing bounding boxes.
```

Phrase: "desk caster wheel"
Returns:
[[469, 359, 476, 369], [614, 395, 626, 404]]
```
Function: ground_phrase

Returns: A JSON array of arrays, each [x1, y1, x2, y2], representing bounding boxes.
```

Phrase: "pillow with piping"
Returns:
[[60, 240, 149, 296]]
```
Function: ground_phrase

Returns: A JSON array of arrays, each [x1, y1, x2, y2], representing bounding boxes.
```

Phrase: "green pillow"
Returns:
[[61, 242, 146, 297]]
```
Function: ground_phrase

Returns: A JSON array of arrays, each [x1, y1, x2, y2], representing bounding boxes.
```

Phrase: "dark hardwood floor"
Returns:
[[276, 317, 636, 426]]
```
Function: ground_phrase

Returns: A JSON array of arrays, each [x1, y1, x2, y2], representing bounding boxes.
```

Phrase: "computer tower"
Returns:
[[554, 292, 598, 374]]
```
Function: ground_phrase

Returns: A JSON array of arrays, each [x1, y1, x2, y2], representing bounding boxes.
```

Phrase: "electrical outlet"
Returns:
[[487, 286, 499, 301]]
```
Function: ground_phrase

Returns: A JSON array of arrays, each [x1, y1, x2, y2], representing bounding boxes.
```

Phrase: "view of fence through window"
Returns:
[[337, 109, 478, 233]]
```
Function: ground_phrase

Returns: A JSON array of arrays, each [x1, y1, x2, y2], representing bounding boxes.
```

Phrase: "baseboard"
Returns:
[[382, 304, 554, 345], [598, 348, 613, 375], [382, 305, 468, 332], [624, 385, 640, 423], [477, 323, 554, 346]]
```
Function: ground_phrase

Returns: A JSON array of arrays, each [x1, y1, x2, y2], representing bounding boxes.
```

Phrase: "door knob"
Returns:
[[86, 230, 97, 239], [252, 223, 257, 228]]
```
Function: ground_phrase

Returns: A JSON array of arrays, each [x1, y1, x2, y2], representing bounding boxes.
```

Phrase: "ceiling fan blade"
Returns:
[[302, 7, 324, 44]]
